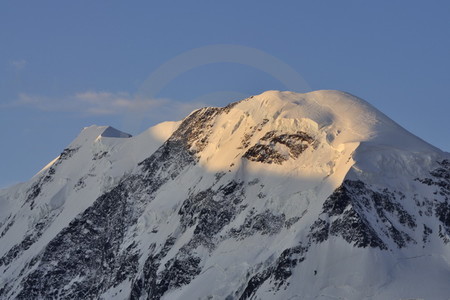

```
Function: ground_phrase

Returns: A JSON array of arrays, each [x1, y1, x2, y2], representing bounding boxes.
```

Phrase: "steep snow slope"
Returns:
[[0, 122, 180, 294], [0, 90, 449, 300]]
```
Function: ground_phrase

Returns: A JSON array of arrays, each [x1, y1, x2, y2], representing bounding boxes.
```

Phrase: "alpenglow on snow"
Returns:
[[1, 90, 449, 300]]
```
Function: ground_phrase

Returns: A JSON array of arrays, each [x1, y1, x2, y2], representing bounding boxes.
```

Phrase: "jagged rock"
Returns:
[[243, 131, 314, 164]]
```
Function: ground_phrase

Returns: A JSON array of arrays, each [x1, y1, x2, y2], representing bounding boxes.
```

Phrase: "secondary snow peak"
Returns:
[[100, 126, 132, 138]]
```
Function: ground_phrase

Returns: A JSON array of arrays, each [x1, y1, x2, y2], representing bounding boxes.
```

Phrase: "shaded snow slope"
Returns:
[[0, 121, 180, 288], [0, 90, 449, 300], [100, 126, 132, 138]]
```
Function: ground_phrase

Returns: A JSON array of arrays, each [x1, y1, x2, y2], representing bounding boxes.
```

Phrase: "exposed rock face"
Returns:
[[243, 131, 314, 164], [416, 159, 450, 242], [1, 90, 449, 299], [309, 180, 417, 250], [26, 147, 80, 208]]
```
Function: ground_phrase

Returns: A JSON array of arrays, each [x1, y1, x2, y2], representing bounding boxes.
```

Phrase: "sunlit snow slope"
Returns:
[[1, 90, 449, 300]]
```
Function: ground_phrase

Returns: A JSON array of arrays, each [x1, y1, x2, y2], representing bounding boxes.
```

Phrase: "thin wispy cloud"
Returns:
[[10, 91, 208, 122], [10, 59, 27, 71]]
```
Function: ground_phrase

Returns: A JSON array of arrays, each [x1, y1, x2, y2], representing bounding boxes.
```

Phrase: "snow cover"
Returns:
[[0, 122, 180, 280], [0, 90, 449, 300]]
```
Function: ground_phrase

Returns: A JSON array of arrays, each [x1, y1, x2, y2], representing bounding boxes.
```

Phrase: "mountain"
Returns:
[[1, 90, 449, 300]]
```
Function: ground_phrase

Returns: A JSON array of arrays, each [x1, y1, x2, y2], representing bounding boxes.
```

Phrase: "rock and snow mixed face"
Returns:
[[0, 90, 449, 300]]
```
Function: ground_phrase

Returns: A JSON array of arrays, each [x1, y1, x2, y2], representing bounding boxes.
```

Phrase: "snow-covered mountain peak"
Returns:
[[175, 90, 441, 188], [233, 90, 437, 152], [1, 90, 449, 300], [69, 125, 131, 147]]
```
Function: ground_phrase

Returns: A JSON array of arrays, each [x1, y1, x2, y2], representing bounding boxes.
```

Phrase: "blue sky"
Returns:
[[1, 1, 449, 188]]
